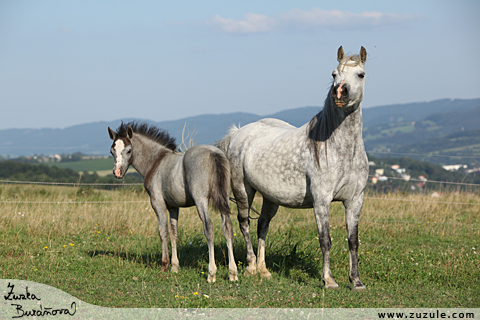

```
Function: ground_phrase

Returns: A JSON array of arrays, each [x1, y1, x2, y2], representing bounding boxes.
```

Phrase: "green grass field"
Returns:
[[44, 158, 113, 173], [43, 157, 139, 177], [0, 184, 479, 308]]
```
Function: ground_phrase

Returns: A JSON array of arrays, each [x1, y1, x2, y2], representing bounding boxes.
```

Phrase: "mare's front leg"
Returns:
[[344, 194, 366, 291], [195, 200, 217, 283], [168, 207, 180, 273], [257, 199, 279, 279], [314, 200, 338, 289], [150, 196, 171, 272]]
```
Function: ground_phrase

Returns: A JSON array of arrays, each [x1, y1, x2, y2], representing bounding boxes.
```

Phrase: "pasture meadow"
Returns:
[[0, 184, 479, 308]]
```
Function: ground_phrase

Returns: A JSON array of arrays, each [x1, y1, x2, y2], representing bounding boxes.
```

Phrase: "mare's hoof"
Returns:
[[352, 284, 366, 291], [207, 275, 216, 283], [230, 273, 239, 282], [324, 279, 339, 289], [260, 269, 272, 280], [244, 265, 257, 276]]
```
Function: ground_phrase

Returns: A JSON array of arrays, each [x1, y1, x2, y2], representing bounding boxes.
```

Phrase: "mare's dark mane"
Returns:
[[116, 121, 177, 151], [307, 53, 365, 166]]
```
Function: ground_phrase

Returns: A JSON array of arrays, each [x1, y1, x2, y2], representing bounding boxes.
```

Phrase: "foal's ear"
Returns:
[[337, 46, 344, 62], [127, 126, 133, 139], [359, 46, 367, 64], [108, 127, 116, 140]]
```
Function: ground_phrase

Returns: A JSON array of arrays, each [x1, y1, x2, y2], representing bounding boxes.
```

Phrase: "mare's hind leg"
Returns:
[[344, 195, 366, 291], [168, 208, 180, 273], [195, 200, 217, 283], [314, 200, 338, 289], [232, 183, 257, 276], [150, 197, 171, 272], [221, 213, 239, 281], [257, 198, 279, 279]]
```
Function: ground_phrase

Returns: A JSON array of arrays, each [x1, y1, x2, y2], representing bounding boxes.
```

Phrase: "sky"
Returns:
[[1, 0, 479, 130]]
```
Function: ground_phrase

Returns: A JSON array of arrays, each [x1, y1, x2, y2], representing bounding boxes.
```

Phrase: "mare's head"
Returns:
[[108, 125, 133, 179], [330, 46, 367, 109]]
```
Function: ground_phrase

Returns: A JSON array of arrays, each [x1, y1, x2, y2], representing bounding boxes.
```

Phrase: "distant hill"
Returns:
[[364, 104, 480, 164], [362, 98, 480, 127], [1, 98, 479, 165]]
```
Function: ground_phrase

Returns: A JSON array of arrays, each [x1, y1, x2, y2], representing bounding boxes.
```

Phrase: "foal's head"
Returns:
[[330, 46, 367, 109], [108, 126, 133, 179], [108, 122, 177, 179]]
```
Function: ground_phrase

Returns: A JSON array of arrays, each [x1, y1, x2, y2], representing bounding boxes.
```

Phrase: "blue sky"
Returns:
[[1, 0, 479, 129]]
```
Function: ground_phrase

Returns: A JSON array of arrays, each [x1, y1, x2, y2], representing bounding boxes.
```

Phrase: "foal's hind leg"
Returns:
[[150, 198, 171, 272], [195, 200, 217, 283], [221, 213, 238, 281], [344, 195, 366, 291], [168, 208, 180, 273], [232, 184, 257, 276], [257, 198, 279, 279]]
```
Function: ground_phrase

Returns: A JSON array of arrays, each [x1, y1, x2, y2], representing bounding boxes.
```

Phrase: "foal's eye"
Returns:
[[127, 149, 132, 154], [332, 73, 337, 79], [358, 73, 365, 79]]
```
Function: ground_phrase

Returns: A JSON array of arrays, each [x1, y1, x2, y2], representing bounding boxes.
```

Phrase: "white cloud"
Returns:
[[211, 13, 275, 34], [209, 8, 419, 34]]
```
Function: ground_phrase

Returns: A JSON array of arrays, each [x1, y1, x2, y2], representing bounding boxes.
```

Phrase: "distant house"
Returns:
[[442, 164, 467, 172]]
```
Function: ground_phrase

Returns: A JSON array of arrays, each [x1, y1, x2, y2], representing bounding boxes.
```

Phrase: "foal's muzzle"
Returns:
[[332, 82, 349, 107], [113, 165, 125, 179]]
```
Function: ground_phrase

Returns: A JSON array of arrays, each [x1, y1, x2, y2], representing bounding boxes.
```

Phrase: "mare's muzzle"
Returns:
[[332, 82, 349, 108]]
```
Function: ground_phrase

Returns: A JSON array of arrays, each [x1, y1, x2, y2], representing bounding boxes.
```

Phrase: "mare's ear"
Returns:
[[127, 126, 133, 139], [337, 46, 344, 62], [359, 46, 367, 64], [108, 127, 116, 140]]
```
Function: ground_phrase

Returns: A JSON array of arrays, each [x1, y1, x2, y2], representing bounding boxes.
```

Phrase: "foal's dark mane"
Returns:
[[116, 121, 177, 151]]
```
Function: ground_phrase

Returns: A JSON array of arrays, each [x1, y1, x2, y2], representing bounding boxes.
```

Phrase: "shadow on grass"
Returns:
[[85, 227, 321, 284]]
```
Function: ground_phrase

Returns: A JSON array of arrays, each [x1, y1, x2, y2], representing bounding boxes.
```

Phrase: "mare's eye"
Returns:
[[358, 73, 365, 79], [332, 73, 336, 79], [127, 149, 132, 154]]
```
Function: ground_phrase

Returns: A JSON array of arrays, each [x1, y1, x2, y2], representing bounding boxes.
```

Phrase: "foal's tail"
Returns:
[[209, 152, 232, 216]]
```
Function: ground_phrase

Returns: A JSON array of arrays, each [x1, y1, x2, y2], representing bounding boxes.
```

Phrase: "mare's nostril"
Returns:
[[343, 86, 348, 97]]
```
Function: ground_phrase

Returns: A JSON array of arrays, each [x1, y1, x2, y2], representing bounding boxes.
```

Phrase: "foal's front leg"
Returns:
[[150, 197, 171, 272], [168, 207, 180, 273]]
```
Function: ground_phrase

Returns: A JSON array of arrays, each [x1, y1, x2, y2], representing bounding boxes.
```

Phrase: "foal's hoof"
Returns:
[[229, 273, 239, 282], [207, 275, 216, 283]]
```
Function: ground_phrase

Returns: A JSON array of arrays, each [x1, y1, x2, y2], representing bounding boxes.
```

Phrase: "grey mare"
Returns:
[[108, 122, 238, 283], [216, 46, 368, 290]]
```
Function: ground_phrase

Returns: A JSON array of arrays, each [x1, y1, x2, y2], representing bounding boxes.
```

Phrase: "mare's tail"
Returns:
[[214, 125, 239, 155], [209, 152, 232, 216]]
